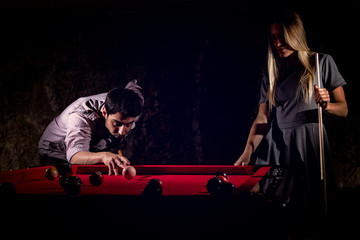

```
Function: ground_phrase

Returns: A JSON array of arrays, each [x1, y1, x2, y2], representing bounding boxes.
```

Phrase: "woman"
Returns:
[[234, 10, 347, 202]]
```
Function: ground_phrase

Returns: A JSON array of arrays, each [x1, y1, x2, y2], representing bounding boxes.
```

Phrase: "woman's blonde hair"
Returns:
[[267, 10, 315, 108]]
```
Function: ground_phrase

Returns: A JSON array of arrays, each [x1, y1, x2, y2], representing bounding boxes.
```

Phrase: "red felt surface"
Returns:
[[0, 165, 270, 196], [73, 164, 254, 175], [0, 166, 51, 183]]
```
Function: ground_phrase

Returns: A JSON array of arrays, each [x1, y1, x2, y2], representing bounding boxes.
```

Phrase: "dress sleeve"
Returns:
[[321, 54, 346, 91], [65, 112, 94, 161], [259, 74, 269, 104]]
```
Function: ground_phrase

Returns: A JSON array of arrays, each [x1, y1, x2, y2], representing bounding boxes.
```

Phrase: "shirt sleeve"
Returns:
[[125, 79, 144, 122], [321, 54, 346, 91], [65, 112, 94, 161]]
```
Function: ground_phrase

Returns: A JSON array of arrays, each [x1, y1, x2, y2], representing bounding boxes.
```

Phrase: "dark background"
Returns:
[[0, 0, 359, 189]]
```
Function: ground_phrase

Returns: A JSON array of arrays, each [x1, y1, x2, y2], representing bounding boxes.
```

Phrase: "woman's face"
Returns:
[[270, 24, 295, 58]]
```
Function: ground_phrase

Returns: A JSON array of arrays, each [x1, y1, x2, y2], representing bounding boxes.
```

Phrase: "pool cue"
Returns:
[[118, 149, 123, 156], [316, 52, 328, 215], [117, 129, 131, 158]]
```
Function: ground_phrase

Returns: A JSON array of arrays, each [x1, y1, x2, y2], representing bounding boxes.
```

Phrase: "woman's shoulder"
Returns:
[[317, 52, 336, 64]]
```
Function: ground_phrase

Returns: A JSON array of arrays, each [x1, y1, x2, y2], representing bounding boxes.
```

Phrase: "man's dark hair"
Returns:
[[104, 88, 143, 118]]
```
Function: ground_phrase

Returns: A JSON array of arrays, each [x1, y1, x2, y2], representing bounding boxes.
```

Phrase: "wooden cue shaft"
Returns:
[[316, 52, 328, 213], [316, 53, 325, 181], [118, 149, 123, 156]]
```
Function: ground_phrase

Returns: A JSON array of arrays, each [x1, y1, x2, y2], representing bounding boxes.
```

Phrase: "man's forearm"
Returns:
[[70, 151, 104, 165]]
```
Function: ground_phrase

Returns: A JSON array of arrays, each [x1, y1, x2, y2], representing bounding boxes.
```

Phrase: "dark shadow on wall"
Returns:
[[0, 1, 359, 189]]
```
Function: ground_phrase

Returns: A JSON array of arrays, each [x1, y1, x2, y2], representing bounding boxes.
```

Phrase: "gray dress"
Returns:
[[253, 53, 346, 203]]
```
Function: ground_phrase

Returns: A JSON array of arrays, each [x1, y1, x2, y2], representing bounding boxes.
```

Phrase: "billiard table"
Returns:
[[0, 164, 270, 196], [1, 164, 294, 239]]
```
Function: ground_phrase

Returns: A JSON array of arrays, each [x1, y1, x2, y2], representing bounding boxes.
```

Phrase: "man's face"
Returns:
[[102, 107, 135, 139]]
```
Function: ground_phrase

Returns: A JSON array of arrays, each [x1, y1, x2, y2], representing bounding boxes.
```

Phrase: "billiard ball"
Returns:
[[142, 178, 162, 197], [147, 178, 163, 187], [215, 171, 229, 181], [206, 177, 222, 195], [45, 167, 59, 181], [62, 176, 81, 195], [73, 175, 82, 185], [56, 163, 73, 176], [216, 175, 229, 183], [59, 175, 69, 188], [122, 166, 136, 180], [89, 171, 104, 186], [219, 182, 236, 195], [0, 182, 16, 196], [59, 171, 73, 187]]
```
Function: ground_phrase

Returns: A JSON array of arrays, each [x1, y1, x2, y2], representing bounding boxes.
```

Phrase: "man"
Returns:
[[39, 80, 144, 175]]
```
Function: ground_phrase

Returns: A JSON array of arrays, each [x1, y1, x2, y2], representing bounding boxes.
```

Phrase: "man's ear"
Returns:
[[101, 106, 107, 118]]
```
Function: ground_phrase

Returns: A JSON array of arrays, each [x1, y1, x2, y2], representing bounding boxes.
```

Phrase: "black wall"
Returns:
[[0, 1, 359, 188]]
